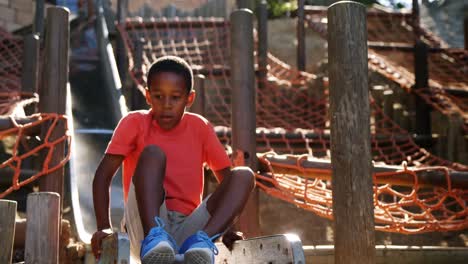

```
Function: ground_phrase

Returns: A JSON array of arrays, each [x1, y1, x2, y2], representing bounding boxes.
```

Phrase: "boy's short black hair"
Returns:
[[146, 56, 193, 94]]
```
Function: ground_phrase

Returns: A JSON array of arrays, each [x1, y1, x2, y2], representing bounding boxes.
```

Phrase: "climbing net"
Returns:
[[304, 7, 468, 132], [0, 28, 70, 198], [0, 114, 71, 198], [118, 17, 468, 233], [0, 28, 38, 115]]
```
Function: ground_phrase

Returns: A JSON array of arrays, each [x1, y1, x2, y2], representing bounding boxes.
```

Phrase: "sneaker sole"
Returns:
[[141, 244, 176, 264], [184, 248, 213, 264]]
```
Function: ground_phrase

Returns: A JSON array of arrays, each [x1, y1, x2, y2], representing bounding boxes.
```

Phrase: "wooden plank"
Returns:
[[98, 232, 130, 264], [21, 34, 40, 115], [230, 9, 259, 238], [327, 2, 375, 264], [260, 154, 468, 189], [465, 17, 468, 50], [216, 234, 305, 264], [38, 7, 70, 198], [132, 38, 146, 110], [117, 0, 128, 84], [25, 192, 60, 264], [33, 0, 45, 36], [297, 0, 306, 71], [303, 245, 468, 264], [190, 75, 206, 116], [0, 200, 17, 264], [413, 40, 431, 142], [256, 0, 268, 92]]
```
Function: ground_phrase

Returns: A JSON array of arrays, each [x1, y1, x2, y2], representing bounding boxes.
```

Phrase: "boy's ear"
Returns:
[[145, 89, 151, 105], [186, 91, 196, 107]]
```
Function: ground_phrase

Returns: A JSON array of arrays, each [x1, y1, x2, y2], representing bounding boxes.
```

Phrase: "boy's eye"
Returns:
[[172, 95, 181, 100]]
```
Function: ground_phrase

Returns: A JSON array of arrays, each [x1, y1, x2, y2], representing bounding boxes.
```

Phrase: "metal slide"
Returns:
[[66, 2, 127, 244]]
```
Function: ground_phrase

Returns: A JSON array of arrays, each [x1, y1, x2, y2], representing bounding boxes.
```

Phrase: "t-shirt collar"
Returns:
[[149, 109, 187, 135]]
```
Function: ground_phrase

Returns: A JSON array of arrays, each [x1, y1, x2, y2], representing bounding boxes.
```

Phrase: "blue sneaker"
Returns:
[[179, 231, 220, 264], [140, 217, 178, 264]]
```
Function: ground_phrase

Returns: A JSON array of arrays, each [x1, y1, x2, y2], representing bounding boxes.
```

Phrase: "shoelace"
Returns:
[[142, 217, 178, 250], [197, 231, 220, 255]]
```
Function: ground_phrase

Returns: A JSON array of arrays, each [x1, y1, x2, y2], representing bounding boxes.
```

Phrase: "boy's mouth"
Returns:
[[160, 115, 174, 122]]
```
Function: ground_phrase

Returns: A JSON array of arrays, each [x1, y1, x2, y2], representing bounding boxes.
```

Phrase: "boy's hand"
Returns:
[[222, 230, 245, 251], [91, 228, 113, 259]]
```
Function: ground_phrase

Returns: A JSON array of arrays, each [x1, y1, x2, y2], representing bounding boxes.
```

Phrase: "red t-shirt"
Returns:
[[105, 110, 231, 215]]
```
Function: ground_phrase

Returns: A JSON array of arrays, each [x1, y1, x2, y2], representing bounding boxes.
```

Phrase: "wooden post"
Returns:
[[237, 0, 252, 10], [21, 34, 40, 115], [0, 200, 17, 264], [412, 0, 420, 40], [38, 7, 70, 199], [230, 9, 259, 237], [414, 40, 431, 139], [33, 0, 45, 36], [465, 17, 468, 50], [191, 75, 206, 116], [25, 192, 61, 264], [132, 38, 145, 110], [327, 2, 375, 264], [257, 0, 268, 92], [297, 0, 306, 71], [117, 0, 128, 83]]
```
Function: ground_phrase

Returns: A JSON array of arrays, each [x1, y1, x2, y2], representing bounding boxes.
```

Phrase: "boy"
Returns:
[[91, 56, 255, 264]]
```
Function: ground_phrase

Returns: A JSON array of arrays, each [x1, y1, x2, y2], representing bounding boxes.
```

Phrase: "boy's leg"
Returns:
[[132, 145, 179, 263], [203, 166, 255, 237], [133, 145, 166, 236], [178, 167, 255, 263]]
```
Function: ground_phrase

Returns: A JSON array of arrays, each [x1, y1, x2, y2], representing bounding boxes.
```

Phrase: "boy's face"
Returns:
[[146, 72, 195, 131]]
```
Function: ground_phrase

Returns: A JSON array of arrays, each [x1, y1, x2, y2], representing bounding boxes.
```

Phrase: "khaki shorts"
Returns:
[[123, 183, 211, 262]]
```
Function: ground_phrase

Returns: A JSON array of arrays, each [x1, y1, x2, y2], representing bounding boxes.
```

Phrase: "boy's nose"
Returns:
[[163, 98, 172, 108]]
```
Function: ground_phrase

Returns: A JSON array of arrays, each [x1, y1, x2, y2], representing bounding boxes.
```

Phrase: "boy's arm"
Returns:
[[213, 167, 246, 249], [91, 153, 124, 259], [93, 153, 124, 230], [212, 167, 231, 183]]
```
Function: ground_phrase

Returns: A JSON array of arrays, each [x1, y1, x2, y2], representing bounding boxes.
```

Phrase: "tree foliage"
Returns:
[[257, 0, 407, 19]]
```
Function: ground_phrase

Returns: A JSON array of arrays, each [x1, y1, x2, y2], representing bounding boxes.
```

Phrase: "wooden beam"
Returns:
[[328, 2, 375, 264], [124, 19, 228, 30], [256, 0, 268, 91], [0, 200, 17, 264], [33, 0, 45, 36], [25, 192, 60, 264], [216, 234, 305, 263], [297, 0, 306, 71], [230, 9, 260, 237], [21, 34, 40, 115], [291, 5, 412, 19], [465, 17, 468, 50], [116, 0, 128, 83], [259, 154, 468, 189], [38, 7, 70, 200], [367, 41, 444, 52], [98, 232, 130, 264], [132, 38, 146, 110], [190, 75, 206, 116], [413, 40, 431, 141]]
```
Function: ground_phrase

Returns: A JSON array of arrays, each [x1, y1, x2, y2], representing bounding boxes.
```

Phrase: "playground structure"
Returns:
[[0, 0, 467, 263]]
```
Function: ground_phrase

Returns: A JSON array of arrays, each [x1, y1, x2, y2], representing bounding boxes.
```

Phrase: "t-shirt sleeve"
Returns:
[[203, 123, 231, 172], [105, 114, 140, 156]]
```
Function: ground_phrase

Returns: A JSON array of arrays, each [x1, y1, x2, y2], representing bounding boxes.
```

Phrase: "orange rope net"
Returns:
[[117, 16, 468, 233], [0, 114, 71, 198], [0, 28, 70, 198], [304, 7, 468, 132]]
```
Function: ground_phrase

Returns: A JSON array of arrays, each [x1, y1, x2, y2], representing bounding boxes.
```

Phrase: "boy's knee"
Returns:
[[140, 145, 166, 161], [232, 166, 255, 189]]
